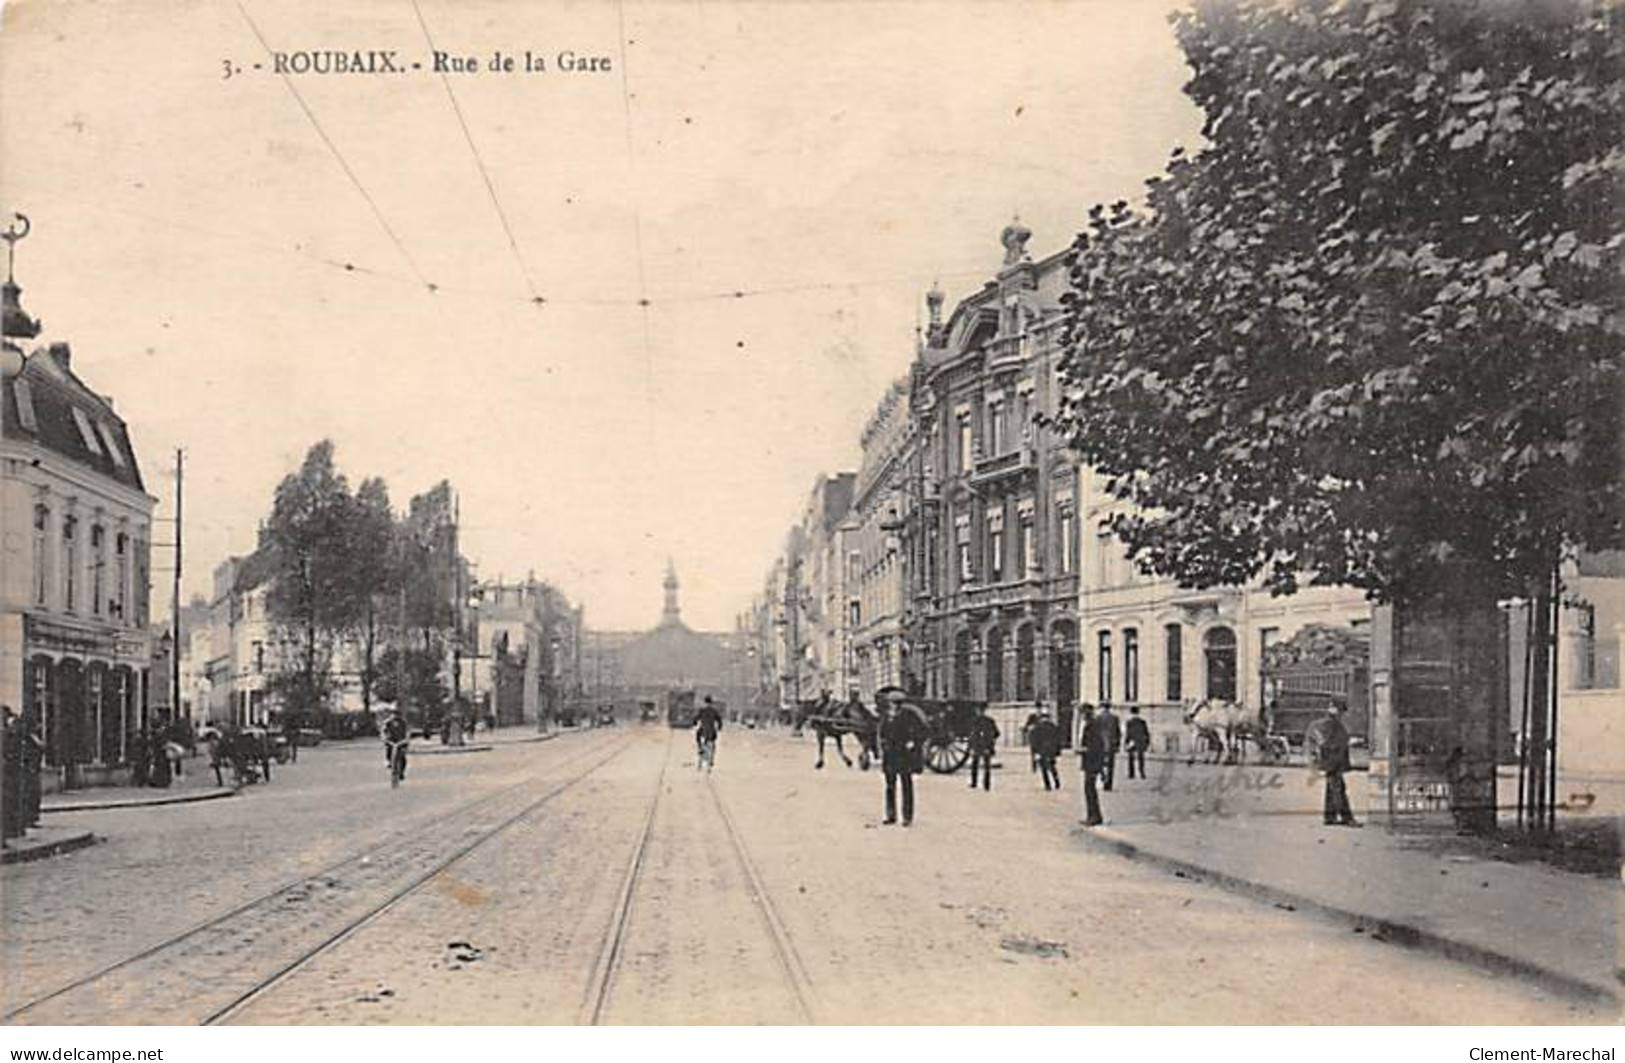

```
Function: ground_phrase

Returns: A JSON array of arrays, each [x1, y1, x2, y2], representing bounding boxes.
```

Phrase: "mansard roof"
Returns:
[[2, 344, 146, 493]]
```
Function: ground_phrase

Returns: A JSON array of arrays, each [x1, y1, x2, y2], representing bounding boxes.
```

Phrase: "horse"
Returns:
[[1185, 699, 1279, 765], [794, 696, 878, 770]]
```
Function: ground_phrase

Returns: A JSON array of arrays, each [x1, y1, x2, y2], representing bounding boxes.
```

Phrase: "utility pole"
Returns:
[[172, 448, 183, 725], [451, 491, 461, 720]]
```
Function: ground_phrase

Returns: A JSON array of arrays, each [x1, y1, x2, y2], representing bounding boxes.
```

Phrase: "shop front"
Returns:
[[20, 615, 150, 791]]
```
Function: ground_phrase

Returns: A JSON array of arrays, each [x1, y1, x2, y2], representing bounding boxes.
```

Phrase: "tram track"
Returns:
[[4, 731, 631, 1026], [705, 770, 817, 1023], [581, 731, 816, 1024], [579, 730, 670, 1024]]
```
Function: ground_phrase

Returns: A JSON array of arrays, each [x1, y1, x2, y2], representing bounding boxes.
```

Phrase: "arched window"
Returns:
[[1204, 626, 1237, 702], [985, 627, 1006, 702], [1049, 621, 1077, 708]]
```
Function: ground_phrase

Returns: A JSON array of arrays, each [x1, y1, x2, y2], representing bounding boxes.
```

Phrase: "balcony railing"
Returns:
[[985, 334, 1026, 371], [969, 446, 1036, 485]]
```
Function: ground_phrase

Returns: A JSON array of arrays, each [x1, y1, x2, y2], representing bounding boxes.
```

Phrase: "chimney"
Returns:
[[48, 341, 71, 371], [925, 282, 946, 346]]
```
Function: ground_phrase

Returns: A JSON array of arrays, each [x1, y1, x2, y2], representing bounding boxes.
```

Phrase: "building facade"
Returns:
[[905, 222, 1083, 743], [849, 380, 911, 700], [1, 258, 157, 789], [464, 577, 582, 726]]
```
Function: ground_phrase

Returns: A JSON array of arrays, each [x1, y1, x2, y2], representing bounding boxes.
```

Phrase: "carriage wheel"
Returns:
[[924, 733, 970, 774]]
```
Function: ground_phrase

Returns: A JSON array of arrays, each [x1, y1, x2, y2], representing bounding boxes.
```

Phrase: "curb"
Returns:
[[1, 829, 99, 864], [42, 787, 239, 814], [414, 744, 494, 756], [1074, 824, 1619, 1009]]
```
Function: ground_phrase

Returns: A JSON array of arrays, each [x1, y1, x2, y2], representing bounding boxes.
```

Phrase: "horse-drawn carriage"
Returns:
[[795, 695, 983, 774]]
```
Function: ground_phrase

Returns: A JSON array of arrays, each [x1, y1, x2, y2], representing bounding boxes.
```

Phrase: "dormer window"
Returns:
[[96, 422, 127, 467], [71, 407, 103, 455]]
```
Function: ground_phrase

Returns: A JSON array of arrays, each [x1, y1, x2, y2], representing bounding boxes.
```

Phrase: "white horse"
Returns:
[[1185, 699, 1283, 765]]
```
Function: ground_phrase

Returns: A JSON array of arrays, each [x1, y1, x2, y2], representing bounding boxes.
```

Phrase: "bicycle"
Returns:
[[385, 738, 408, 788]]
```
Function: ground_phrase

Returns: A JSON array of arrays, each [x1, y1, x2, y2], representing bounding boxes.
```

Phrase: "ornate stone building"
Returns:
[[905, 222, 1083, 743]]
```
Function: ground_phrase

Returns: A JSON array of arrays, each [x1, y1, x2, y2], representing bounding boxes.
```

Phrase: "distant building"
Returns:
[[0, 236, 158, 789], [464, 578, 581, 726], [585, 563, 751, 710], [850, 380, 911, 699]]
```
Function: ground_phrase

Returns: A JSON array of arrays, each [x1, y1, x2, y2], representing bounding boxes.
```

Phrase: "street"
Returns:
[[0, 728, 1606, 1025]]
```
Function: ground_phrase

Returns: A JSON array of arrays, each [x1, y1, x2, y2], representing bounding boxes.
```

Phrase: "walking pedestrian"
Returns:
[[967, 707, 998, 791], [282, 713, 300, 763], [876, 687, 923, 826], [128, 726, 150, 788], [19, 713, 43, 829], [1306, 698, 1360, 827], [1078, 704, 1107, 826], [1022, 702, 1044, 773], [1032, 710, 1062, 791], [148, 724, 172, 789], [695, 695, 723, 772], [1124, 705, 1150, 781], [1098, 702, 1122, 791], [2, 707, 22, 841], [206, 731, 226, 788]]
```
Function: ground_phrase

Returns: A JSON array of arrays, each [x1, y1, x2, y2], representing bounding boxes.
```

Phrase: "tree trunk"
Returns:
[[362, 598, 377, 714]]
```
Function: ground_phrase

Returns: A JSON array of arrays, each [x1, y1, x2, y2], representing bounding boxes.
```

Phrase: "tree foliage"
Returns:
[[263, 441, 362, 718], [1055, 0, 1623, 603], [372, 646, 449, 720]]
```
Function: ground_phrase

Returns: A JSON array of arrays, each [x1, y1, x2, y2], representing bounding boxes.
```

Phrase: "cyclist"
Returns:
[[383, 707, 409, 787], [694, 696, 723, 772]]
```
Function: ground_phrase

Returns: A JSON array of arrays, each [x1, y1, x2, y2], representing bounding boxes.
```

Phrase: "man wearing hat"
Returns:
[[1306, 697, 1360, 827], [876, 687, 923, 826], [967, 706, 999, 792]]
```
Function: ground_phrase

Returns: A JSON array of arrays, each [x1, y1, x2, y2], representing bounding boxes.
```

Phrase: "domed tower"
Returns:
[[661, 559, 682, 627]]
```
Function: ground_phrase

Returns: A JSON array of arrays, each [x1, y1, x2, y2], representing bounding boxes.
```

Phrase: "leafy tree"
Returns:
[[372, 646, 449, 727], [1055, 0, 1622, 606], [349, 476, 398, 714], [263, 441, 363, 724], [401, 480, 459, 642]]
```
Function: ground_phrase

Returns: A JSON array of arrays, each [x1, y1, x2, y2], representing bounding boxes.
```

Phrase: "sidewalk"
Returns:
[[1070, 758, 1621, 1007], [413, 728, 562, 754], [41, 755, 239, 813], [1, 825, 98, 864]]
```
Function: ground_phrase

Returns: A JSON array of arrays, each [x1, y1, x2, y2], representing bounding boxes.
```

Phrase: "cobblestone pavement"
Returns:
[[1, 728, 1609, 1024]]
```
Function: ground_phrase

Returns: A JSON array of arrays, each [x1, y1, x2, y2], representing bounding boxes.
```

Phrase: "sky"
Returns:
[[0, 0, 1204, 632]]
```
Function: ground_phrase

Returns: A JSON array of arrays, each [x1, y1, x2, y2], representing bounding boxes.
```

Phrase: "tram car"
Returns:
[[665, 688, 698, 728]]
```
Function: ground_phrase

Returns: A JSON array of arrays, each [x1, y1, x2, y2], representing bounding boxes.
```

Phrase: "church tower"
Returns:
[[661, 559, 682, 627]]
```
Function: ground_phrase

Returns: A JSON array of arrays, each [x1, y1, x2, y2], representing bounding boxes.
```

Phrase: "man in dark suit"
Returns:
[[1124, 705, 1151, 780], [1078, 704, 1107, 826], [877, 689, 923, 826], [1098, 703, 1122, 791], [1307, 699, 1360, 827], [967, 708, 998, 791], [1031, 710, 1063, 791]]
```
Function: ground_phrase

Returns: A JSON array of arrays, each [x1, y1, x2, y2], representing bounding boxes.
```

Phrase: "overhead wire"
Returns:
[[409, 0, 542, 304], [234, 0, 434, 292]]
